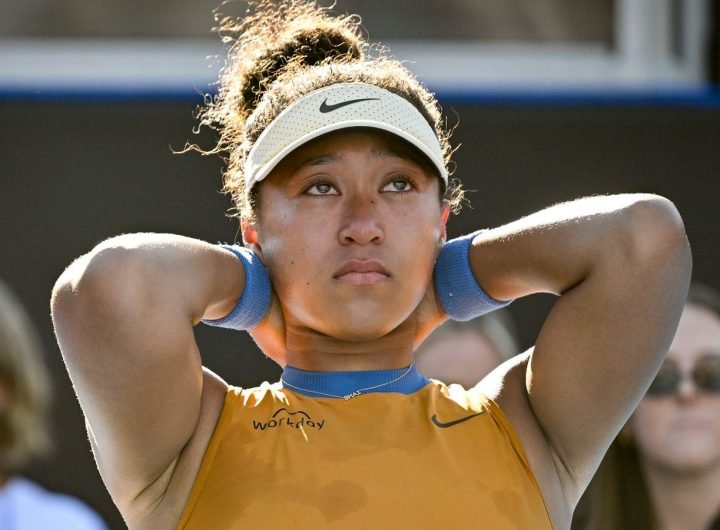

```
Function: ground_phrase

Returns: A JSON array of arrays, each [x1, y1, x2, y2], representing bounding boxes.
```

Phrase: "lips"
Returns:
[[672, 418, 711, 431], [333, 259, 390, 285]]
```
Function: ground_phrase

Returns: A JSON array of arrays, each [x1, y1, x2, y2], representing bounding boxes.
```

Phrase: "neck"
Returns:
[[283, 322, 416, 372], [641, 456, 720, 530]]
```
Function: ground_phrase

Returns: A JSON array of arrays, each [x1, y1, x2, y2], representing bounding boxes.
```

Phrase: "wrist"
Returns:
[[202, 245, 272, 330], [434, 230, 512, 321]]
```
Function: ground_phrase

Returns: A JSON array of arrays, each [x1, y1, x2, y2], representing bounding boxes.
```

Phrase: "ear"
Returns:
[[439, 202, 450, 242], [241, 218, 263, 258]]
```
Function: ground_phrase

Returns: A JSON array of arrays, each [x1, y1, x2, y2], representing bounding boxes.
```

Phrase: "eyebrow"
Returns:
[[281, 153, 340, 179], [297, 153, 343, 168]]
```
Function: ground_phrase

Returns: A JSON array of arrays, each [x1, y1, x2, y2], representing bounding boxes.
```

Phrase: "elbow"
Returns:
[[624, 194, 692, 278], [51, 237, 148, 324]]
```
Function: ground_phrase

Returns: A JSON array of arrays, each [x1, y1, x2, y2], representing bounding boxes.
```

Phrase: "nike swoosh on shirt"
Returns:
[[319, 97, 381, 113], [431, 412, 484, 429]]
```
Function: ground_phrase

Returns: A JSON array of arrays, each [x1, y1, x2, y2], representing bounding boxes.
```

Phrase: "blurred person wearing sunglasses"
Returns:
[[572, 282, 720, 530]]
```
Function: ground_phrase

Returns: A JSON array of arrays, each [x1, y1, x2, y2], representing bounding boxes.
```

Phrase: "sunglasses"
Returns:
[[646, 354, 720, 397]]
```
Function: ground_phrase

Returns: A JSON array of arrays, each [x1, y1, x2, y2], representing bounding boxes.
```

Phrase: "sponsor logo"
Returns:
[[319, 97, 381, 113], [431, 412, 484, 429], [252, 408, 325, 431]]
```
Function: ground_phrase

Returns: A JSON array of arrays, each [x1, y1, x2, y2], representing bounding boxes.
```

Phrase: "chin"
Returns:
[[325, 315, 401, 342], [662, 455, 720, 474], [332, 288, 411, 319], [655, 442, 720, 473], [288, 290, 423, 342]]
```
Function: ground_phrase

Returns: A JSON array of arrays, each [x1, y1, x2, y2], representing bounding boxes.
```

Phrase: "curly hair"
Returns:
[[195, 0, 462, 222]]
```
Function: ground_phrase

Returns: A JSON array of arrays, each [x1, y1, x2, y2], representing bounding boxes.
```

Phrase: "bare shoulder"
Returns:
[[476, 350, 573, 530], [126, 368, 229, 530]]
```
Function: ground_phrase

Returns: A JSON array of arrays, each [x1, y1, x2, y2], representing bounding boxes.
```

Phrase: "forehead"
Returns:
[[668, 304, 720, 363], [270, 128, 440, 178]]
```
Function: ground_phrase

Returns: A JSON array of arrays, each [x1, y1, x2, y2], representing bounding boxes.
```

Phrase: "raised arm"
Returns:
[[50, 234, 245, 519], [472, 194, 691, 505]]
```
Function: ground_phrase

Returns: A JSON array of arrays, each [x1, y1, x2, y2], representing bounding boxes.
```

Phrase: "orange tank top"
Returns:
[[178, 381, 553, 529]]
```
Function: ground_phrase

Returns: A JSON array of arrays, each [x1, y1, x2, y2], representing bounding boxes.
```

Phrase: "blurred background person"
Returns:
[[572, 282, 720, 530], [414, 309, 520, 388], [0, 279, 107, 530]]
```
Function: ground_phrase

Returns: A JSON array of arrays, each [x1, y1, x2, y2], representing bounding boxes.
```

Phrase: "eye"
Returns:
[[382, 176, 415, 193], [647, 360, 680, 396], [695, 354, 720, 392], [305, 181, 339, 196]]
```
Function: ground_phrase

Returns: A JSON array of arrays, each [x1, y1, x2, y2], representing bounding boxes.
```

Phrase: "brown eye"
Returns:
[[382, 178, 413, 192], [306, 182, 338, 196]]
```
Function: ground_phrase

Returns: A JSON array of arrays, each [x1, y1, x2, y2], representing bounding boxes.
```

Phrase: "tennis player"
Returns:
[[51, 1, 692, 528]]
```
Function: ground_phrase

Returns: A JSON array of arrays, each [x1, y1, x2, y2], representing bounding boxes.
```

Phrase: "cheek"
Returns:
[[393, 201, 445, 256], [631, 399, 720, 470], [702, 397, 720, 437], [258, 222, 331, 323], [257, 194, 323, 268], [262, 235, 320, 297]]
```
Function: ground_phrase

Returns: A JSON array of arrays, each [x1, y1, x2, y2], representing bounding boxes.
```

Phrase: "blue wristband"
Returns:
[[202, 245, 272, 330], [434, 230, 512, 321]]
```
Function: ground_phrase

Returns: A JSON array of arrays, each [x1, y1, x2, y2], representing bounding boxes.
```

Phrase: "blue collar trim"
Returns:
[[281, 364, 429, 399]]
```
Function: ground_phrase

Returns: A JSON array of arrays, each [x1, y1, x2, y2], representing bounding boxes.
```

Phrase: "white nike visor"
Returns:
[[244, 82, 448, 190]]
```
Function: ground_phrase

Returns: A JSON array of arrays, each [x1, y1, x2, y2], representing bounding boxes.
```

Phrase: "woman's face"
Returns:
[[630, 304, 720, 473], [248, 130, 448, 342]]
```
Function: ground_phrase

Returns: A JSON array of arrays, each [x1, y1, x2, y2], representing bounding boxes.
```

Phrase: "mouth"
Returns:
[[672, 418, 711, 431], [333, 259, 391, 285]]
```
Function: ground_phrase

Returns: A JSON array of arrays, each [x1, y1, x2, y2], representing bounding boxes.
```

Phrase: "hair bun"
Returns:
[[243, 25, 364, 110], [216, 1, 366, 116]]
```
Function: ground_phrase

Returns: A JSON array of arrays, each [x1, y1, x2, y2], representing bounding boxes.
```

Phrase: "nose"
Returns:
[[338, 198, 384, 245], [676, 374, 699, 402]]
